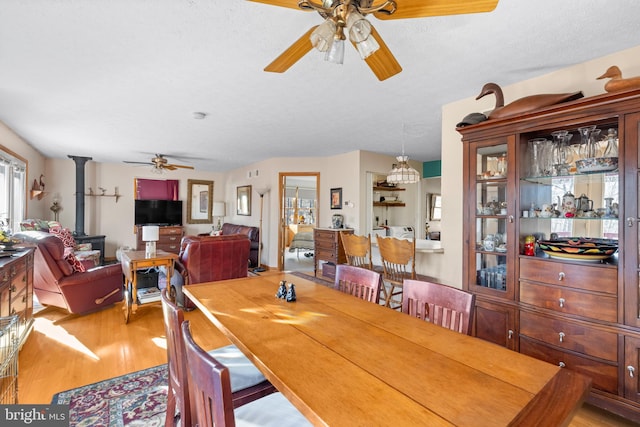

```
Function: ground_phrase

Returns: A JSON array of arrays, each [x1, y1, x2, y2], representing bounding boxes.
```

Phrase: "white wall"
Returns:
[[440, 45, 640, 289]]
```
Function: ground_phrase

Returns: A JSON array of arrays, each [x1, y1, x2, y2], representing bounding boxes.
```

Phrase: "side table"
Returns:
[[120, 250, 178, 323]]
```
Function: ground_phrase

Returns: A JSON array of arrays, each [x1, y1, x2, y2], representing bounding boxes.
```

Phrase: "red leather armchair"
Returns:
[[221, 223, 259, 267], [15, 231, 123, 315], [173, 234, 250, 308]]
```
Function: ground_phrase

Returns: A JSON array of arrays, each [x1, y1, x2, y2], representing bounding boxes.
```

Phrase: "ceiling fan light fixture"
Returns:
[[324, 37, 345, 64], [355, 35, 379, 59], [310, 19, 336, 52], [387, 155, 420, 184], [346, 11, 371, 43]]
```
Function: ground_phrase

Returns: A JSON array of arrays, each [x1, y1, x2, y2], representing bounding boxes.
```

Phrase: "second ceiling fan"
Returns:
[[250, 0, 499, 81], [123, 154, 194, 172]]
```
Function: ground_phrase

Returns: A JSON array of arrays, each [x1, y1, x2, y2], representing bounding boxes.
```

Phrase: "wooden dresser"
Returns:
[[314, 228, 353, 280], [135, 225, 184, 254], [0, 249, 34, 348]]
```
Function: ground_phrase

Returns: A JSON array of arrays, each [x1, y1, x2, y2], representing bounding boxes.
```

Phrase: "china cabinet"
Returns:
[[458, 89, 640, 421]]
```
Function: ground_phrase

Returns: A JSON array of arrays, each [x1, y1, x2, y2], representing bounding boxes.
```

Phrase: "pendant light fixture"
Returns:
[[387, 154, 420, 184], [387, 124, 421, 184]]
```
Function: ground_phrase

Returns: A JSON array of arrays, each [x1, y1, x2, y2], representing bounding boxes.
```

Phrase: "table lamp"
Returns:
[[213, 202, 226, 230], [142, 225, 159, 258]]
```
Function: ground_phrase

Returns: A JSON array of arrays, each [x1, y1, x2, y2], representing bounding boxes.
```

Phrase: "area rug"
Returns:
[[51, 364, 167, 427]]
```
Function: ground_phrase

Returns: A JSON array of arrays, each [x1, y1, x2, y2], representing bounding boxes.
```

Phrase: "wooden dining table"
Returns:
[[184, 272, 590, 426]]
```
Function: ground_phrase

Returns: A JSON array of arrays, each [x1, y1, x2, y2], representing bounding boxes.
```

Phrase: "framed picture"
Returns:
[[330, 187, 342, 210], [237, 185, 252, 216], [187, 179, 213, 224]]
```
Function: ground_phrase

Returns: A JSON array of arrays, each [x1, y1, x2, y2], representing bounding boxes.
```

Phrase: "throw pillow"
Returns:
[[65, 253, 86, 273], [50, 227, 76, 249]]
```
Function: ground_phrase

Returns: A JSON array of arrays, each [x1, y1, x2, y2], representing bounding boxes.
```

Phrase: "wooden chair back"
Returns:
[[402, 279, 476, 335], [376, 236, 416, 284], [341, 232, 373, 270], [334, 264, 382, 304], [182, 320, 236, 427], [161, 289, 191, 427]]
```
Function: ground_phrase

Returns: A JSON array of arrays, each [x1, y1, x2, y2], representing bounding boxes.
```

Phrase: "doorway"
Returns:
[[278, 172, 320, 271]]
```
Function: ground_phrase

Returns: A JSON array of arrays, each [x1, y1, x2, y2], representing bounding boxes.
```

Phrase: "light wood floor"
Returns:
[[18, 301, 639, 426]]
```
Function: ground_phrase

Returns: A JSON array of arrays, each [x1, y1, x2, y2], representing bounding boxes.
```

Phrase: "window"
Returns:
[[0, 146, 27, 233]]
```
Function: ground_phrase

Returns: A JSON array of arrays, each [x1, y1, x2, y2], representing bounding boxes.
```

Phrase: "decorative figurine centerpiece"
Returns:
[[276, 281, 287, 299], [276, 281, 297, 302], [286, 284, 297, 302]]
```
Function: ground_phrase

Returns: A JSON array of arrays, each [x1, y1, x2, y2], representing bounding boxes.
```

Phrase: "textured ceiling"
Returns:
[[1, 1, 639, 171]]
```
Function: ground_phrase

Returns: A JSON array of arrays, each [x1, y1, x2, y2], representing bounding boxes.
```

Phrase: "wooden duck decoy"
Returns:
[[597, 66, 640, 93], [476, 82, 583, 120]]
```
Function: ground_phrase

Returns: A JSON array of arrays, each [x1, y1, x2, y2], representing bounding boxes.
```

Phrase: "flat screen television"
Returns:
[[134, 199, 183, 226]]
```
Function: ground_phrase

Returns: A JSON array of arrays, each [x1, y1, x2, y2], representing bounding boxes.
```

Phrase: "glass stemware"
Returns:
[[603, 128, 619, 157], [551, 130, 573, 175], [527, 138, 547, 177], [578, 125, 597, 160]]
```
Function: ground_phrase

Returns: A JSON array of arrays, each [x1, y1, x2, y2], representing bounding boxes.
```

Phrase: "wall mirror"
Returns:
[[187, 179, 213, 224], [237, 185, 252, 216], [429, 193, 442, 221]]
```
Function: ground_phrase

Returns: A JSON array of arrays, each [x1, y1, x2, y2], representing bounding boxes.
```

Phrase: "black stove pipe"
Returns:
[[68, 155, 92, 236]]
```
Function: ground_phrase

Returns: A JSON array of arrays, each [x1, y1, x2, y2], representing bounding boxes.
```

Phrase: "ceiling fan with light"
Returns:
[[123, 154, 195, 173], [250, 0, 499, 81]]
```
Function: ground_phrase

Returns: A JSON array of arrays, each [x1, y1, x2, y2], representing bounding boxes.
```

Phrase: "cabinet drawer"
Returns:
[[158, 243, 181, 254], [315, 242, 337, 252], [520, 257, 617, 294], [0, 287, 9, 317], [160, 234, 182, 244], [520, 311, 617, 361], [520, 336, 617, 394], [520, 281, 617, 322], [10, 288, 28, 317], [316, 249, 335, 261], [160, 226, 183, 235]]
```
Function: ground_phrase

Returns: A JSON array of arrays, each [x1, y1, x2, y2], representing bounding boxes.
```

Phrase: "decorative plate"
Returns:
[[537, 237, 618, 261], [575, 157, 618, 173]]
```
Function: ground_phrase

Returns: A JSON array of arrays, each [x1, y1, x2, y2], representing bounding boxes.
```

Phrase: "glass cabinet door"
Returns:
[[468, 140, 515, 299], [624, 112, 640, 328]]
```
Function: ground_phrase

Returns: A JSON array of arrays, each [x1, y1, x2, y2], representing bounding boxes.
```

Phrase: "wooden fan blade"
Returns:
[[264, 26, 317, 73], [247, 0, 302, 10], [123, 161, 153, 166], [374, 0, 499, 20], [166, 164, 195, 170], [360, 27, 402, 81]]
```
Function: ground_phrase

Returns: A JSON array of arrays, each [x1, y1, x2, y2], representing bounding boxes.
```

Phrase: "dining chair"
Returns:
[[340, 232, 373, 270], [401, 279, 476, 335], [161, 290, 276, 427], [334, 264, 383, 304], [181, 320, 312, 427], [376, 235, 416, 310]]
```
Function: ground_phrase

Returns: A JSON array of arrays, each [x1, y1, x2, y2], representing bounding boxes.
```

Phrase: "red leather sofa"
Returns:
[[173, 234, 250, 308], [15, 231, 123, 315], [221, 223, 259, 267]]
